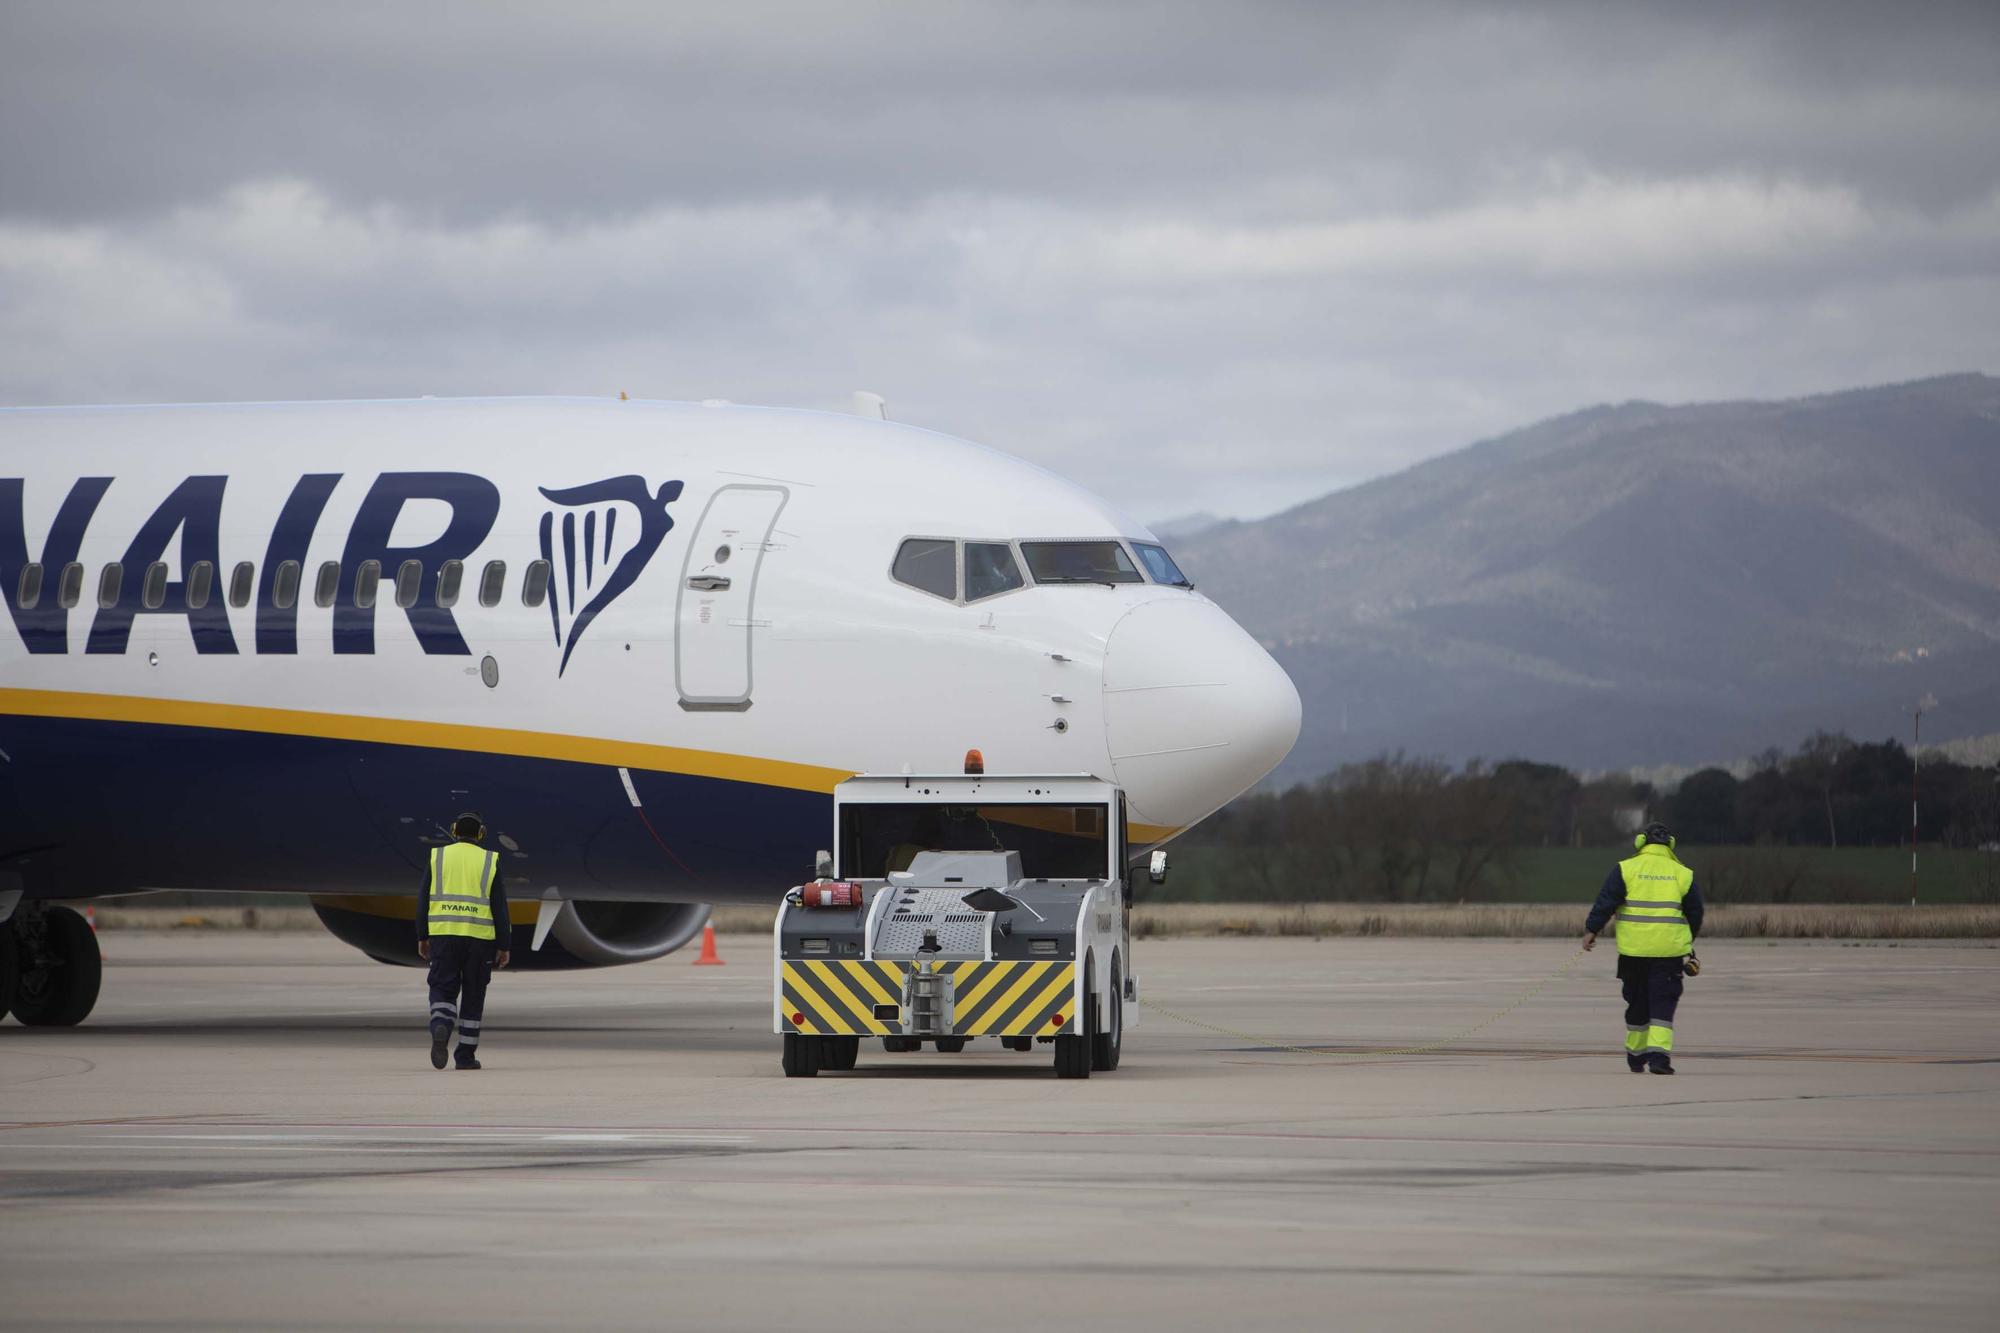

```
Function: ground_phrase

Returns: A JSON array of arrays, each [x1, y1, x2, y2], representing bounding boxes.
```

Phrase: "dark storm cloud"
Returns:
[[2, 1, 1997, 519]]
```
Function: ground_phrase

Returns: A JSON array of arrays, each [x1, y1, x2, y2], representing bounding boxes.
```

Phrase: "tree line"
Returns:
[[1170, 732, 2000, 903], [1669, 733, 1995, 850]]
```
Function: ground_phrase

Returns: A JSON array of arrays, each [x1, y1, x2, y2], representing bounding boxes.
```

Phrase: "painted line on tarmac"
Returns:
[[1175, 964, 2000, 994], [0, 1113, 244, 1133], [1209, 1045, 2000, 1065], [0, 1129, 754, 1148], [0, 1136, 446, 1144], [39, 1117, 1999, 1158]]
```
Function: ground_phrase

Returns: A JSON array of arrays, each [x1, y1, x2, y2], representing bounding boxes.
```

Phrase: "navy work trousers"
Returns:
[[427, 936, 495, 1062], [1617, 953, 1684, 1067]]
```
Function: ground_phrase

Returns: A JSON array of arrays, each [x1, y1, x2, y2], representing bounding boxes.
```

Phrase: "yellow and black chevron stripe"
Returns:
[[781, 961, 904, 1036], [781, 960, 1077, 1038]]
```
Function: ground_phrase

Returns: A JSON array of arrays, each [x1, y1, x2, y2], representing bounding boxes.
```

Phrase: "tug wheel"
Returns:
[[933, 1036, 966, 1053], [1054, 957, 1094, 1079], [1091, 953, 1123, 1072], [781, 1032, 820, 1077], [824, 1036, 860, 1070]]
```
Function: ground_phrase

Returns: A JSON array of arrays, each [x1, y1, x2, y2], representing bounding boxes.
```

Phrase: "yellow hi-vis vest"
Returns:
[[427, 841, 499, 941], [1614, 843, 1694, 958]]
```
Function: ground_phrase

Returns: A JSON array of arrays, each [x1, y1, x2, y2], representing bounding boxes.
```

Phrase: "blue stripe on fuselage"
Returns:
[[0, 713, 826, 904]]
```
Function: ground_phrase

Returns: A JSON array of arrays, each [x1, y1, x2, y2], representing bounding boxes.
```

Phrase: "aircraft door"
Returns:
[[675, 484, 788, 710]]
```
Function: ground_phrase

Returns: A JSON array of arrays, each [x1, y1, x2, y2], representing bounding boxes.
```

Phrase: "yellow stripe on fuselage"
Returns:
[[0, 687, 848, 794], [0, 686, 1183, 842]]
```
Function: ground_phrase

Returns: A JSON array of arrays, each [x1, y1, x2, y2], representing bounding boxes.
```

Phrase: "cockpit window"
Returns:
[[1020, 541, 1142, 585], [964, 542, 1024, 601], [1133, 542, 1192, 588], [892, 538, 957, 600]]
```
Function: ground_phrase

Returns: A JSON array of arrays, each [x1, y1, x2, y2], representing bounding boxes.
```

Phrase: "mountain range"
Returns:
[[1171, 374, 2000, 781]]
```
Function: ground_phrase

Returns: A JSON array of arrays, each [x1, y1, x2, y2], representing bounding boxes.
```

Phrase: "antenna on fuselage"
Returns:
[[852, 391, 889, 421]]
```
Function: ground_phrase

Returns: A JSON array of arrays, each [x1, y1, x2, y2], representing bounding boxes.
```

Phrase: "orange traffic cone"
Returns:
[[84, 904, 105, 961], [693, 924, 723, 966]]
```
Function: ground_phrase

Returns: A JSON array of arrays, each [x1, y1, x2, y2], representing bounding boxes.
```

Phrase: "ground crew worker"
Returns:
[[416, 812, 511, 1070], [1582, 821, 1704, 1075]]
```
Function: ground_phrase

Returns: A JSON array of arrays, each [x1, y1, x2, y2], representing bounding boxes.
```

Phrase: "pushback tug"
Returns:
[[773, 754, 1156, 1078]]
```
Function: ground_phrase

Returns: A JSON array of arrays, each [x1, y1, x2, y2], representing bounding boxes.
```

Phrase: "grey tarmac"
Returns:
[[0, 932, 1994, 1331]]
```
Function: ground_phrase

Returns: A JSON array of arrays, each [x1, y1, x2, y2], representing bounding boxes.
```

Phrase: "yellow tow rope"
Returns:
[[1136, 945, 1592, 1060]]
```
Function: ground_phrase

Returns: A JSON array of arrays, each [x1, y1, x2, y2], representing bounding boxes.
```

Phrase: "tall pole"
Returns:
[[1910, 693, 1935, 907]]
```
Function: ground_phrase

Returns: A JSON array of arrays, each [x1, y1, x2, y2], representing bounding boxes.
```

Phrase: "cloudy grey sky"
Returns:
[[3, 1, 1997, 521]]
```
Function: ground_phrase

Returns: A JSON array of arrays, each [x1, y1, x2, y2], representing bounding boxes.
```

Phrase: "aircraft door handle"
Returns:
[[686, 575, 732, 591]]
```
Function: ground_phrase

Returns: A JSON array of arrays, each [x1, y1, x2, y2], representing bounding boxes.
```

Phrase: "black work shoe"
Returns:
[[1648, 1059, 1675, 1075], [430, 1032, 450, 1070], [1626, 1054, 1646, 1073], [455, 1056, 482, 1071]]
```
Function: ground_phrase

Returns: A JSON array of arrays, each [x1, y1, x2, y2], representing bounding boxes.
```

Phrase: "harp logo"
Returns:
[[537, 477, 685, 676]]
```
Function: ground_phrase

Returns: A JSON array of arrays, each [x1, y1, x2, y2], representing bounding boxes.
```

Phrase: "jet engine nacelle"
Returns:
[[310, 895, 711, 970]]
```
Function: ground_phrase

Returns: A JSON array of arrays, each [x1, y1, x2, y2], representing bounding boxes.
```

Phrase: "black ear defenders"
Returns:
[[453, 811, 487, 842]]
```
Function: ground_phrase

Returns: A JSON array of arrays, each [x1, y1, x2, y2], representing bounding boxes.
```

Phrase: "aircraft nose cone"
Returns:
[[1102, 597, 1303, 830]]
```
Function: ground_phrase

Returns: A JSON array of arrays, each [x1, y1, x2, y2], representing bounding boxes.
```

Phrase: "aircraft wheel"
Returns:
[[882, 1035, 919, 1053], [781, 1032, 820, 1077], [1092, 954, 1122, 1072], [1001, 1036, 1033, 1052], [933, 1036, 966, 1053], [824, 1036, 860, 1071], [0, 928, 18, 1021], [12, 906, 101, 1027]]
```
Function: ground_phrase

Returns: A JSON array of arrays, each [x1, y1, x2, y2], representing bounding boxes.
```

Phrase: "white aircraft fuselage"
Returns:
[[0, 398, 1299, 967]]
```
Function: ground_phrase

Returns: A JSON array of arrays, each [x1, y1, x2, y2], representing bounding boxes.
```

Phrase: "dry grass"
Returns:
[[708, 905, 781, 934], [1129, 902, 2000, 940], [76, 901, 2000, 940]]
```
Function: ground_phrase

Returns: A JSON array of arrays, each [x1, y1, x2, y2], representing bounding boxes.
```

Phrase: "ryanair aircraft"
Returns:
[[0, 397, 1300, 1024]]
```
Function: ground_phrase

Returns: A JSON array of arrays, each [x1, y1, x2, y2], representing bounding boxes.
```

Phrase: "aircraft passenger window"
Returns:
[[1020, 541, 1143, 585], [436, 559, 463, 608], [964, 543, 1025, 601], [186, 561, 215, 610], [15, 562, 41, 610], [1132, 542, 1192, 588], [354, 560, 381, 609], [140, 562, 170, 610], [98, 563, 124, 609], [478, 560, 506, 608], [394, 559, 423, 609], [228, 561, 255, 609], [274, 560, 301, 611], [314, 560, 340, 609], [521, 559, 551, 608], [891, 538, 956, 600], [58, 562, 83, 609]]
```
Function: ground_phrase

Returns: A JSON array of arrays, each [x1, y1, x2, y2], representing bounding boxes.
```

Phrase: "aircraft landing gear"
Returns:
[[8, 905, 101, 1027], [0, 928, 17, 1021]]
